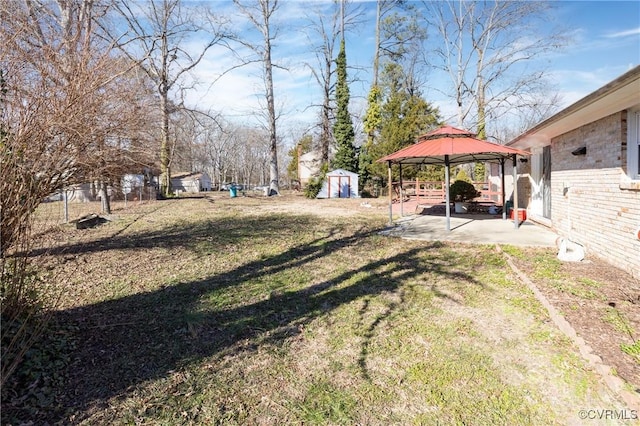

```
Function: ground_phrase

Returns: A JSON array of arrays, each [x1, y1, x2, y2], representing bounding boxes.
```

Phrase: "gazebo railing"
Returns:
[[393, 180, 502, 204]]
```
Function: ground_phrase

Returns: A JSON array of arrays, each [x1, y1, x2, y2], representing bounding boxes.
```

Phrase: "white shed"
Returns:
[[316, 169, 359, 199], [171, 172, 212, 193]]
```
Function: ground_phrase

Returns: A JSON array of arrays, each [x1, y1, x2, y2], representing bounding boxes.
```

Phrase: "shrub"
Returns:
[[449, 180, 480, 202], [304, 163, 328, 199], [360, 189, 375, 198], [304, 175, 324, 199]]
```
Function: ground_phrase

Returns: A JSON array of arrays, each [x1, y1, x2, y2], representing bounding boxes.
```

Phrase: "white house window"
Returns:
[[629, 108, 640, 180]]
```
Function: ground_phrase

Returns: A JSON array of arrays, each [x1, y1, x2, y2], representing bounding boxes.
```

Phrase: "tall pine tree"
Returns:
[[360, 85, 382, 187], [368, 63, 441, 181], [332, 38, 357, 172]]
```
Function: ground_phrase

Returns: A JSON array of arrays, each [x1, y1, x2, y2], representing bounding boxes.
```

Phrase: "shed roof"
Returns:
[[171, 172, 208, 180], [327, 168, 358, 176]]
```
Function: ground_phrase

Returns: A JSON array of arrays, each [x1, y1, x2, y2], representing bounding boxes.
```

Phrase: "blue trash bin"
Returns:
[[229, 185, 238, 198]]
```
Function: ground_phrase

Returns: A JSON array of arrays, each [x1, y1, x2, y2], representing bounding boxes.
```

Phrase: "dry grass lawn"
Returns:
[[3, 193, 636, 425]]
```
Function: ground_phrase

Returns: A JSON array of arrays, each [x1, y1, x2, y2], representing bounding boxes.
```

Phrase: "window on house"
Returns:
[[629, 108, 640, 180]]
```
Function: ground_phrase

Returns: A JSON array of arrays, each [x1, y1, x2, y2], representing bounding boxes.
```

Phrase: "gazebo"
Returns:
[[377, 125, 530, 231]]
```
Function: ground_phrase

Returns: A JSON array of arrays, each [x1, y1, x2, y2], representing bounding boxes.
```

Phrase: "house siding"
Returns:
[[550, 112, 640, 278]]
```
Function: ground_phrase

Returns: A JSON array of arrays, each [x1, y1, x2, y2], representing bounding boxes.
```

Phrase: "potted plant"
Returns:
[[449, 180, 480, 213]]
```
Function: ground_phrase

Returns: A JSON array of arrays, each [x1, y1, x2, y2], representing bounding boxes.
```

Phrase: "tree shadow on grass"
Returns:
[[28, 212, 335, 268], [18, 214, 484, 424]]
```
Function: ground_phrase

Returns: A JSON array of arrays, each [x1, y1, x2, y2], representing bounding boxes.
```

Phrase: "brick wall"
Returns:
[[550, 111, 640, 278]]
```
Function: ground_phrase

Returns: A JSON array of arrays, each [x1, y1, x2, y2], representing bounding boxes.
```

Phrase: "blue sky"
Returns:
[[184, 1, 640, 141], [546, 2, 639, 99]]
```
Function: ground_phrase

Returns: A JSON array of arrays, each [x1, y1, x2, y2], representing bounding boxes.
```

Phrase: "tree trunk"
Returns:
[[99, 180, 111, 214], [264, 6, 279, 195], [476, 67, 486, 140], [320, 84, 331, 165], [372, 0, 381, 87], [160, 91, 171, 197], [364, 0, 382, 149], [159, 18, 172, 198]]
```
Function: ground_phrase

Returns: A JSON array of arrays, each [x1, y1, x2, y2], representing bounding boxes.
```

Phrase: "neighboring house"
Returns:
[[121, 174, 145, 200], [507, 65, 640, 278], [49, 171, 157, 203], [298, 150, 324, 185], [316, 169, 359, 199], [298, 147, 336, 185], [65, 183, 97, 202], [171, 172, 212, 193]]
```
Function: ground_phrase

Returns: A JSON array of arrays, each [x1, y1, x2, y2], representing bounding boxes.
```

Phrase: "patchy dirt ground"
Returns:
[[510, 249, 640, 393], [27, 192, 639, 417], [231, 192, 640, 395]]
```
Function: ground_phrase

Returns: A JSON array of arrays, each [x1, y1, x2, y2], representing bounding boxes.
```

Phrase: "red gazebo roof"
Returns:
[[377, 125, 529, 165]]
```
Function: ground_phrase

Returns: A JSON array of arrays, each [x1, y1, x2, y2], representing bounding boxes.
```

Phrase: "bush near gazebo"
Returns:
[[449, 180, 480, 202]]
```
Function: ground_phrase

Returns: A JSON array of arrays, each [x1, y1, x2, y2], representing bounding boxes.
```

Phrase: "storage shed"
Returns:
[[171, 172, 212, 193], [316, 169, 359, 199]]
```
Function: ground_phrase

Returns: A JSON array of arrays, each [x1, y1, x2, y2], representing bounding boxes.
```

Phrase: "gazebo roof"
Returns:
[[376, 125, 527, 231], [377, 125, 529, 165]]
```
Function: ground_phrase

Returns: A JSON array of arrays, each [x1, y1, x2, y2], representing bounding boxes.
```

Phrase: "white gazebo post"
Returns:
[[445, 155, 451, 232], [512, 154, 519, 228], [387, 161, 393, 225], [399, 163, 403, 217], [500, 158, 506, 220]]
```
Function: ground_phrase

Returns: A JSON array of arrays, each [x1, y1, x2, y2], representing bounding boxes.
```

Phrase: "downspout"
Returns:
[[568, 185, 572, 238], [558, 182, 585, 261]]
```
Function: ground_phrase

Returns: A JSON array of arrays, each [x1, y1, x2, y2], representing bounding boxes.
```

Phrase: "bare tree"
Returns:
[[372, 1, 426, 87], [425, 0, 567, 139], [236, 127, 271, 187], [364, 2, 426, 132], [362, 1, 428, 184], [303, 1, 364, 167], [106, 0, 231, 197], [303, 3, 340, 166], [0, 0, 157, 386], [170, 109, 201, 173], [233, 0, 281, 195], [364, 0, 402, 155], [198, 118, 236, 188], [0, 0, 153, 254]]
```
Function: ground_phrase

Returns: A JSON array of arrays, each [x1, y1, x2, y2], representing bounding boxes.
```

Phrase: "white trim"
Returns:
[[628, 107, 640, 180], [510, 66, 640, 150]]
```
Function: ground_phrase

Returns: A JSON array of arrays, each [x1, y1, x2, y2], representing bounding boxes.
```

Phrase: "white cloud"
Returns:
[[169, 0, 640, 138], [604, 27, 640, 38], [549, 65, 636, 108]]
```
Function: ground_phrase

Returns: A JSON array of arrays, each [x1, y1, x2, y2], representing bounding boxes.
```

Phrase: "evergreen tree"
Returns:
[[360, 85, 382, 186], [332, 39, 357, 172], [368, 63, 441, 181]]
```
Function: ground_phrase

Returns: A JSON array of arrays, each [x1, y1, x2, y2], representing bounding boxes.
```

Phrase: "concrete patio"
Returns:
[[385, 200, 559, 247], [404, 214, 559, 246]]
